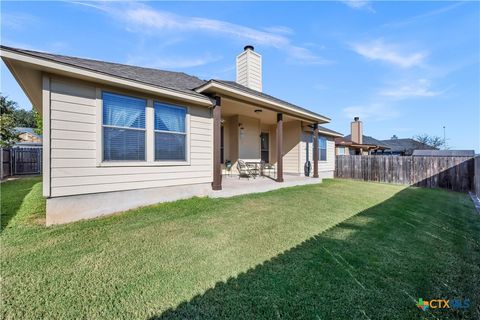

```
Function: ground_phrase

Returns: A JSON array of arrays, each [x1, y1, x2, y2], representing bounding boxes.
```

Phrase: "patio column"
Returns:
[[313, 123, 319, 178], [212, 96, 222, 190], [276, 113, 284, 182]]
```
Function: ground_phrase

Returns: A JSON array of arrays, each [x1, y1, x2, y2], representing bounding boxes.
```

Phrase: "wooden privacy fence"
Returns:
[[0, 147, 42, 179], [475, 156, 480, 198], [335, 155, 474, 193]]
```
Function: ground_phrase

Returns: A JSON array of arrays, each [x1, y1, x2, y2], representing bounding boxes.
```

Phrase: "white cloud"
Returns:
[[1, 13, 36, 30], [383, 2, 465, 28], [343, 103, 399, 121], [74, 2, 330, 65], [126, 54, 222, 69], [340, 0, 375, 12], [351, 39, 427, 68], [263, 26, 294, 35], [379, 79, 442, 98]]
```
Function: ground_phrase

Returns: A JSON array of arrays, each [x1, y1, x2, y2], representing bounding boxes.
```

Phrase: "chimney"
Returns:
[[351, 117, 363, 144], [236, 45, 262, 92]]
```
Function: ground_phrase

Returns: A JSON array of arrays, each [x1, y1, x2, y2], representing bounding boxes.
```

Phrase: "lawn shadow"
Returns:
[[1, 176, 43, 232], [152, 187, 479, 320]]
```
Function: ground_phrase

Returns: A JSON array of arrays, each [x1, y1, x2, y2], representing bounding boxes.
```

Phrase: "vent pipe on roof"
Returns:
[[236, 45, 262, 92]]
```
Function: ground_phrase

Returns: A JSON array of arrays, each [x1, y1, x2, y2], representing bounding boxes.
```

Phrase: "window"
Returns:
[[154, 102, 187, 161], [338, 146, 345, 155], [260, 132, 269, 163], [103, 92, 146, 161], [319, 136, 327, 161]]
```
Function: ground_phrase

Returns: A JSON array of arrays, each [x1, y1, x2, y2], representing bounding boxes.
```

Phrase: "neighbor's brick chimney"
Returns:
[[351, 117, 363, 144], [236, 45, 262, 92]]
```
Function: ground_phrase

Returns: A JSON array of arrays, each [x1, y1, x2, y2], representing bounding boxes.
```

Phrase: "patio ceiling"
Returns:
[[221, 97, 304, 125]]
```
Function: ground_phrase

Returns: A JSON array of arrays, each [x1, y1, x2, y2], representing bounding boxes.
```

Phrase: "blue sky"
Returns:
[[1, 1, 479, 151]]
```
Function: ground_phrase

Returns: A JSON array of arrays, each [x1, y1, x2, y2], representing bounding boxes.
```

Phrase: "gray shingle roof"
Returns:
[[2, 45, 331, 122], [200, 80, 331, 121], [2, 46, 207, 99], [380, 138, 436, 153], [317, 125, 342, 137], [343, 134, 389, 148], [412, 150, 475, 157]]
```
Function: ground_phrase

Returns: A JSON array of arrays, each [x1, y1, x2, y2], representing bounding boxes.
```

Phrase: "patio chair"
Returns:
[[246, 162, 260, 177], [261, 161, 276, 178], [237, 160, 254, 179]]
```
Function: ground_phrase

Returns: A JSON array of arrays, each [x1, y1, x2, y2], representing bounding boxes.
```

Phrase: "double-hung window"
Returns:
[[319, 136, 327, 161], [154, 102, 187, 161], [102, 92, 146, 161]]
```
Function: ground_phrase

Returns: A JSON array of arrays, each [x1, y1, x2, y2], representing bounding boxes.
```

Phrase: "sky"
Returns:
[[1, 1, 479, 151]]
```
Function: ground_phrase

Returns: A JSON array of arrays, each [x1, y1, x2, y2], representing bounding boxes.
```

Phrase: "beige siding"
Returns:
[[270, 120, 302, 174], [48, 76, 213, 197], [300, 132, 335, 174]]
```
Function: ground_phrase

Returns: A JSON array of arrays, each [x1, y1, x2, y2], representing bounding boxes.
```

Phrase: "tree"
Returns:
[[414, 134, 447, 149], [13, 108, 36, 127], [33, 110, 43, 136], [390, 135, 398, 140], [0, 95, 19, 148]]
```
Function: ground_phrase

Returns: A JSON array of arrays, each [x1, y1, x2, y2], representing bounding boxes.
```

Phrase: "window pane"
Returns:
[[319, 136, 327, 149], [155, 132, 186, 161], [319, 136, 327, 161], [103, 92, 146, 128], [104, 127, 145, 161], [320, 149, 327, 161], [154, 103, 186, 132]]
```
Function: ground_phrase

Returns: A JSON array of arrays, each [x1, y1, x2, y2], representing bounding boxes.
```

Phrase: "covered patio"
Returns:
[[195, 80, 330, 190]]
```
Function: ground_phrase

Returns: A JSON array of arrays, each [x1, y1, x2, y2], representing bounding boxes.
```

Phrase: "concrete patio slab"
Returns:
[[210, 174, 322, 198]]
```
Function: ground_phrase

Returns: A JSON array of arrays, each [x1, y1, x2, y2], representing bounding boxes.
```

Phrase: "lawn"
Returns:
[[1, 177, 479, 319]]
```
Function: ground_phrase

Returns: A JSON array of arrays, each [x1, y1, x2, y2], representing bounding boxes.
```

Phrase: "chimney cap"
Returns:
[[354, 116, 360, 121], [244, 45, 254, 51]]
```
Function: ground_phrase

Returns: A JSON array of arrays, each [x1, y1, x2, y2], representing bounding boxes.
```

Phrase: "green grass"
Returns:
[[1, 178, 479, 319]]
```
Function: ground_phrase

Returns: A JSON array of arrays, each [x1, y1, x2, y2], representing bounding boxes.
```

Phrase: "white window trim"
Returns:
[[96, 89, 191, 167]]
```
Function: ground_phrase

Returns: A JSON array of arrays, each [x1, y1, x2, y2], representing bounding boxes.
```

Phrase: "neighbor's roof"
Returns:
[[1, 45, 331, 122], [343, 134, 390, 149], [15, 127, 42, 139], [412, 150, 475, 157], [200, 80, 331, 122], [0, 45, 208, 99], [380, 138, 436, 153]]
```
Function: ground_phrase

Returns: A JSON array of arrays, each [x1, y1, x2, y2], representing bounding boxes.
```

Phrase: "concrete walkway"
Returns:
[[210, 174, 322, 198]]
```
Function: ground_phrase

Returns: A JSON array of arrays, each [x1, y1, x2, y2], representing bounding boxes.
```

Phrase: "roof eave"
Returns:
[[195, 80, 331, 123], [0, 47, 213, 107]]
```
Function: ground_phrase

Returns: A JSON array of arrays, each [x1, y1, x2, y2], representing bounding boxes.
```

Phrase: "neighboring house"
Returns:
[[14, 127, 42, 148], [380, 138, 436, 156], [1, 45, 340, 224], [335, 117, 389, 155], [412, 150, 475, 157]]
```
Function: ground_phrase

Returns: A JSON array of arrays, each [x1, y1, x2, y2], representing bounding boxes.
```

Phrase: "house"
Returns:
[[335, 117, 389, 155], [412, 150, 475, 157], [380, 138, 436, 156], [14, 127, 42, 148], [1, 45, 341, 224]]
